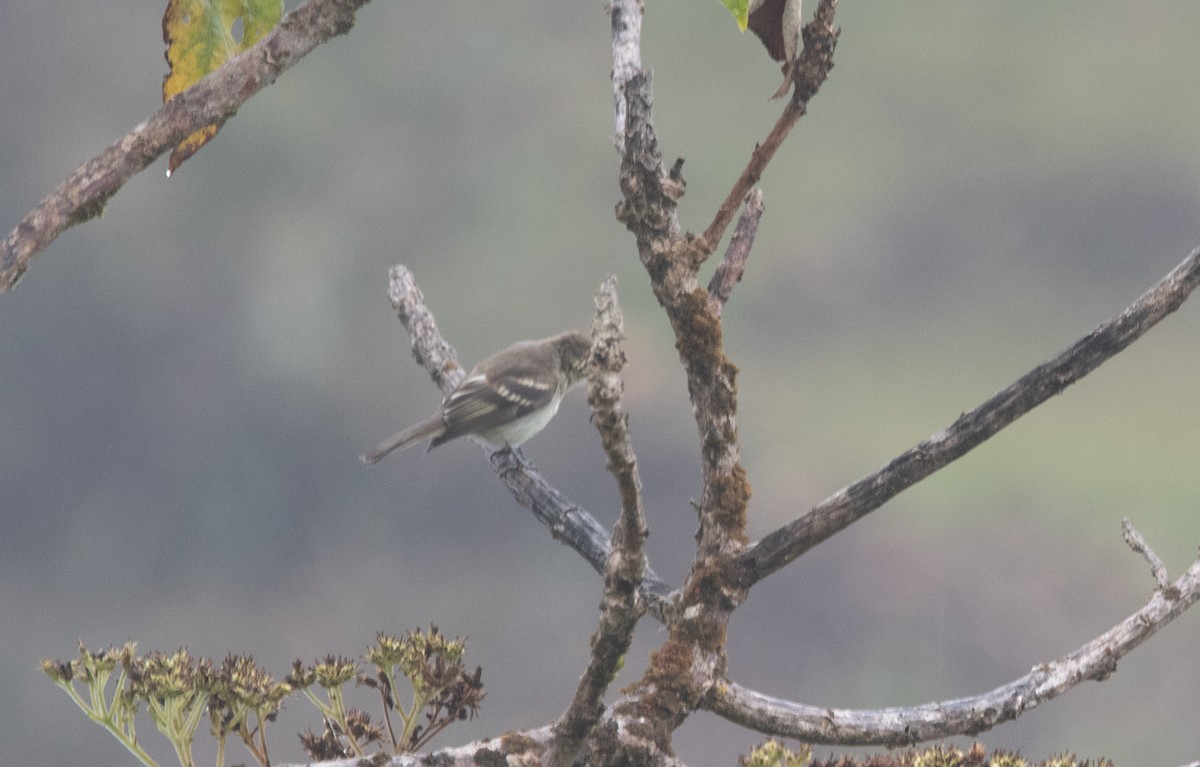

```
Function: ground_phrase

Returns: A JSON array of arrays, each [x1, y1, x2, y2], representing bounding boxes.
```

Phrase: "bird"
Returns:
[[360, 331, 593, 463]]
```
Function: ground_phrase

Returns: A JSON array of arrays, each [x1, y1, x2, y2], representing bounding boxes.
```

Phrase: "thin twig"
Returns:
[[1, 0, 371, 293], [707, 189, 764, 316], [1122, 517, 1171, 591], [698, 0, 838, 256], [549, 277, 649, 767], [739, 246, 1200, 587], [700, 102, 799, 259], [706, 550, 1200, 745]]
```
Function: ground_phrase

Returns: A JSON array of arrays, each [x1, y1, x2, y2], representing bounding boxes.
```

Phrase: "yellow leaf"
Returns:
[[162, 0, 282, 175]]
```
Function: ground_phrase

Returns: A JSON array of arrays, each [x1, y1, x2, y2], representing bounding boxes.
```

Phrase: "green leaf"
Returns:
[[720, 0, 751, 32]]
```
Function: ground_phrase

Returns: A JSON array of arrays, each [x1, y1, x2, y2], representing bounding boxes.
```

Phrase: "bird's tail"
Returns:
[[359, 415, 445, 464]]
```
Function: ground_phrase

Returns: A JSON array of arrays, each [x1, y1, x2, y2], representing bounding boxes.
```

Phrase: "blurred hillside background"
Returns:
[[2, 2, 1199, 765]]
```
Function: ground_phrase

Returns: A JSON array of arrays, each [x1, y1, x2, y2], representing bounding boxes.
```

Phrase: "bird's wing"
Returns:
[[433, 370, 558, 446]]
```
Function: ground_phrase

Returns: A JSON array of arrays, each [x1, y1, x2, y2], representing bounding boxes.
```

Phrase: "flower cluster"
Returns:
[[42, 627, 483, 767]]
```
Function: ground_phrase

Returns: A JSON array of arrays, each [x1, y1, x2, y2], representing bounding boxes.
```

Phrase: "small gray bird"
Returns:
[[360, 331, 593, 463]]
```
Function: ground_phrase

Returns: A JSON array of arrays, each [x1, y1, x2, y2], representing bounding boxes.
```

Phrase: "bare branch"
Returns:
[[608, 4, 841, 747], [1, 0, 371, 293], [706, 549, 1200, 745], [550, 277, 649, 767], [699, 0, 838, 256], [609, 76, 747, 655], [707, 189, 764, 316], [608, 4, 836, 581], [610, 21, 760, 748], [1122, 517, 1171, 591], [587, 277, 648, 555], [272, 725, 691, 767], [379, 265, 465, 395], [610, 0, 644, 154], [739, 245, 1200, 587], [617, 72, 747, 562], [378, 265, 676, 618]]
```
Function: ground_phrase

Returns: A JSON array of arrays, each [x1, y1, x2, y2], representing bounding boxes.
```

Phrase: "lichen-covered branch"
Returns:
[[270, 725, 687, 767], [616, 68, 746, 561], [379, 265, 465, 395], [739, 245, 1200, 587], [610, 0, 644, 153], [708, 537, 1200, 745], [599, 0, 841, 760], [1, 0, 371, 293], [549, 277, 649, 767], [606, 9, 746, 761], [586, 278, 648, 571]]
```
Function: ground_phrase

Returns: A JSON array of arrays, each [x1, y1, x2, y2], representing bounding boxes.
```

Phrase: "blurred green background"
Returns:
[[2, 2, 1199, 765]]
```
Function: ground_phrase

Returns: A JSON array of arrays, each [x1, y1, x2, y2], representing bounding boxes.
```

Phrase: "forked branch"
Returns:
[[708, 527, 1200, 745]]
